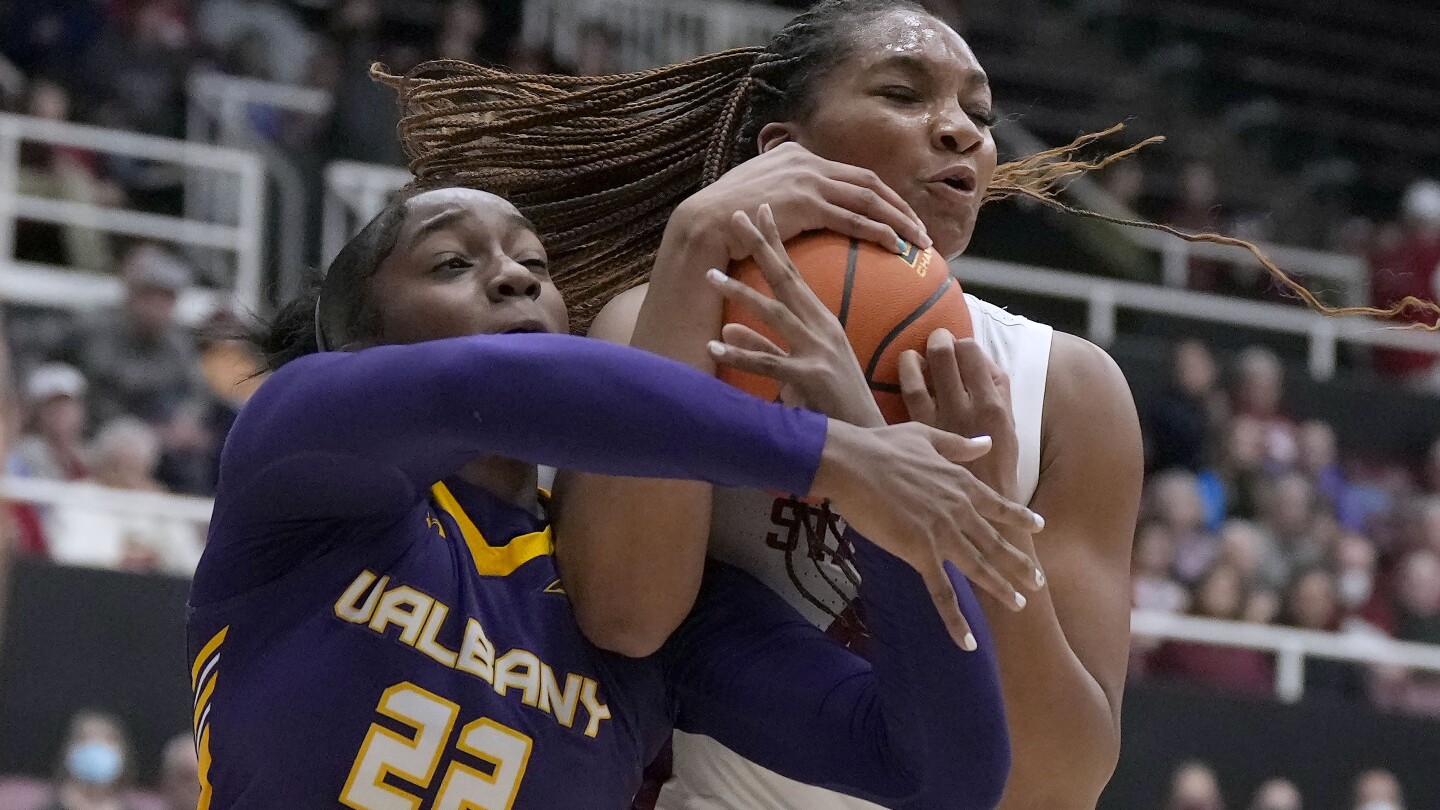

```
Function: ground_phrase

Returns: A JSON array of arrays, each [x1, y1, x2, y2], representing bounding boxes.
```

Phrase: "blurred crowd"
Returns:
[[0, 711, 195, 810], [1131, 338, 1440, 716], [1161, 760, 1406, 810]]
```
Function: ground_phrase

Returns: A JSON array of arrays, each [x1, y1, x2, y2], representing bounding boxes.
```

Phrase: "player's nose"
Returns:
[[485, 259, 542, 303]]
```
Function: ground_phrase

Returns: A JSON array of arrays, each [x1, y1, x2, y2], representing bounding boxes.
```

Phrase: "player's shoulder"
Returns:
[[588, 284, 650, 344], [1041, 331, 1139, 458]]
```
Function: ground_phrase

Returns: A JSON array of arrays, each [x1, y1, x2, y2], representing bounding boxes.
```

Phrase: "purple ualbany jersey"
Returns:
[[188, 480, 671, 810]]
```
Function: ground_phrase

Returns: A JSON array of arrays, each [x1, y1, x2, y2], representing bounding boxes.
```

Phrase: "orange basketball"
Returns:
[[719, 231, 974, 424]]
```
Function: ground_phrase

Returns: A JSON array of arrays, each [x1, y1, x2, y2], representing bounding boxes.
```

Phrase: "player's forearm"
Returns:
[[980, 555, 1121, 806], [559, 214, 733, 656]]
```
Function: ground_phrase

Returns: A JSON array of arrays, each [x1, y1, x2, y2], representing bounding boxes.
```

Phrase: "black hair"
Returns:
[[251, 191, 417, 371], [731, 0, 929, 164]]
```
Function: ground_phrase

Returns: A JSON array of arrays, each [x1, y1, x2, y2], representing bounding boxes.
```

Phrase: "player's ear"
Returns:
[[756, 123, 796, 154]]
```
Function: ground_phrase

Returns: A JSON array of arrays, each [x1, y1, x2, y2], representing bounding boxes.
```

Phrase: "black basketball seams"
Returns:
[[837, 239, 860, 329], [863, 275, 954, 384]]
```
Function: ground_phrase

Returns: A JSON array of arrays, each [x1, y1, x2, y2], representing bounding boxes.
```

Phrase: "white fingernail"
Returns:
[[707, 340, 726, 357], [1014, 592, 1027, 610], [1031, 512, 1046, 531], [971, 434, 992, 449], [706, 268, 727, 284], [963, 632, 977, 651], [1035, 568, 1046, 588]]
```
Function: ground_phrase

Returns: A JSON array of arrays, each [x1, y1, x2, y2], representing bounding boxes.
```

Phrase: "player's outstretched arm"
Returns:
[[663, 532, 1009, 810], [217, 333, 832, 524]]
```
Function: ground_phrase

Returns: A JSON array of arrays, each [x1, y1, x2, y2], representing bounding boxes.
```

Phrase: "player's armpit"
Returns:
[[992, 333, 1140, 809]]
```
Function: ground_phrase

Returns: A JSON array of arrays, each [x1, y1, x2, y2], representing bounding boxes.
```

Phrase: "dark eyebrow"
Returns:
[[408, 209, 468, 248], [507, 212, 539, 236]]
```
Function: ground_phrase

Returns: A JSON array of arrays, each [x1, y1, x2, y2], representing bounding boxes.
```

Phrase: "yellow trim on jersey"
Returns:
[[191, 626, 229, 690], [430, 483, 553, 577], [193, 673, 218, 734], [196, 725, 216, 810]]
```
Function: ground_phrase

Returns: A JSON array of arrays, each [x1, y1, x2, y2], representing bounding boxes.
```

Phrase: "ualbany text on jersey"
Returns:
[[333, 569, 612, 738]]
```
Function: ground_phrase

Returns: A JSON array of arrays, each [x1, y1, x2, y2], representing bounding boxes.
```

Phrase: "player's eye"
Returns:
[[519, 258, 550, 276], [967, 107, 999, 128], [433, 255, 471, 274], [878, 85, 922, 103]]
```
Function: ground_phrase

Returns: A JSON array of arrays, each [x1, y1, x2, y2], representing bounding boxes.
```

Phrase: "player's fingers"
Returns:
[[926, 328, 968, 422], [926, 429, 993, 464], [705, 267, 809, 347], [819, 164, 931, 249], [917, 556, 976, 650], [954, 338, 1006, 417], [950, 534, 1029, 613], [708, 340, 803, 385], [898, 350, 937, 425], [721, 322, 787, 357], [812, 201, 904, 255], [959, 508, 1045, 595], [744, 206, 833, 323], [967, 475, 1046, 534]]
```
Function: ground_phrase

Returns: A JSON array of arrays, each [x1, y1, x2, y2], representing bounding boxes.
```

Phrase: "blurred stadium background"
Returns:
[[0, 0, 1438, 808]]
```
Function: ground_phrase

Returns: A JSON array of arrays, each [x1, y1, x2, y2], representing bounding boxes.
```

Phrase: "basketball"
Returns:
[[718, 231, 974, 424]]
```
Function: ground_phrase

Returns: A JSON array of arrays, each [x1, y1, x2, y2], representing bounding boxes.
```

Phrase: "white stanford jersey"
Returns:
[[658, 293, 1054, 810]]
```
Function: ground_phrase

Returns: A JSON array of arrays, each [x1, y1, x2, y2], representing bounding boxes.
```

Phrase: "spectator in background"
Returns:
[[1370, 179, 1440, 393], [1333, 532, 1385, 631], [1197, 415, 1266, 529], [434, 0, 496, 64], [1351, 769, 1405, 810], [15, 77, 118, 273], [1166, 160, 1228, 293], [324, 0, 406, 165], [569, 20, 621, 76], [1150, 469, 1219, 584], [44, 417, 202, 574], [1261, 472, 1330, 576], [1232, 346, 1297, 467], [1296, 420, 1346, 510], [1218, 518, 1288, 599], [1392, 550, 1440, 646], [1284, 567, 1363, 699], [1146, 339, 1226, 474], [10, 364, 88, 482], [1166, 760, 1226, 810], [1149, 562, 1274, 695], [158, 733, 199, 810], [197, 0, 313, 85], [1249, 779, 1302, 810], [1133, 521, 1188, 613], [38, 710, 138, 810], [58, 244, 214, 494]]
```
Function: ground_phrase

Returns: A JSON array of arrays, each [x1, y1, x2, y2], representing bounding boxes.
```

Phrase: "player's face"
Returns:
[[368, 188, 570, 343], [772, 10, 997, 258]]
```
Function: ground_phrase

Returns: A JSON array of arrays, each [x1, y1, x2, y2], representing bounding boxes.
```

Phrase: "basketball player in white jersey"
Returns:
[[561, 3, 1144, 808]]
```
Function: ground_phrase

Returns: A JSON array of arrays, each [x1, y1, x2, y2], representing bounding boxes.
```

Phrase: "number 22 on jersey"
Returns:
[[342, 682, 533, 810]]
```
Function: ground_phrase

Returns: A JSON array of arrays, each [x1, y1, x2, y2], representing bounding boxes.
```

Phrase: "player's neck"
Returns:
[[458, 456, 542, 516]]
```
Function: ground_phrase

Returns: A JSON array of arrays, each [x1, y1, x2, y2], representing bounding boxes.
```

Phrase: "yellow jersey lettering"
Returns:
[[579, 679, 611, 738], [494, 649, 542, 708], [368, 585, 435, 645], [457, 617, 497, 685], [415, 602, 460, 668], [538, 665, 585, 730], [334, 571, 386, 624]]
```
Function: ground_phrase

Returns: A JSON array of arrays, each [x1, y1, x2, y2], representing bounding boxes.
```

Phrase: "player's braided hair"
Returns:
[[380, 0, 1440, 332]]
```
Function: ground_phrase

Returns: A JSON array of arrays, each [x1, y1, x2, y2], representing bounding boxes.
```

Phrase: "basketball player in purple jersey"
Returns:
[[187, 187, 1035, 809]]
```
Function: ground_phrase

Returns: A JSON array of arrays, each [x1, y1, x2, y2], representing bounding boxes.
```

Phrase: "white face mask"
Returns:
[[1338, 570, 1374, 608]]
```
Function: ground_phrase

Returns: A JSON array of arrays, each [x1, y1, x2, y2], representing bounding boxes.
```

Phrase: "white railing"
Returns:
[[0, 113, 265, 322], [522, 0, 791, 72], [187, 73, 334, 302], [320, 161, 415, 266], [1, 476, 213, 525], [6, 475, 1439, 704], [954, 255, 1440, 380], [992, 122, 1370, 307], [1132, 609, 1440, 703]]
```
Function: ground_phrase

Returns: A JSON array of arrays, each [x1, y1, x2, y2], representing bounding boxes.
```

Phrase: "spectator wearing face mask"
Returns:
[[1166, 760, 1226, 810], [1332, 533, 1387, 633], [1249, 778, 1302, 810], [39, 710, 138, 810], [1351, 769, 1405, 810]]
